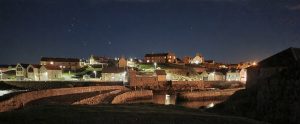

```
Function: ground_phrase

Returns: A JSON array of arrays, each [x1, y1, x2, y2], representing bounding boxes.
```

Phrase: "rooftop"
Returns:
[[102, 67, 125, 73], [43, 65, 62, 70], [258, 47, 300, 68]]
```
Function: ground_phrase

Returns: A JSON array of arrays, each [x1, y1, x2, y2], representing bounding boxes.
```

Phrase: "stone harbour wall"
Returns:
[[112, 90, 153, 104], [172, 81, 205, 90], [178, 88, 243, 101], [0, 86, 127, 112]]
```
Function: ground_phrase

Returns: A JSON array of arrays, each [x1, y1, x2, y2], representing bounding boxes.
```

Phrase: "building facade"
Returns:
[[226, 69, 241, 81], [101, 67, 127, 82], [89, 55, 109, 65], [40, 57, 81, 71], [16, 64, 29, 81], [208, 72, 225, 81], [118, 56, 127, 68], [39, 65, 63, 81], [27, 64, 42, 81], [191, 53, 205, 64], [129, 70, 167, 87], [155, 70, 167, 82], [183, 56, 192, 64], [144, 52, 176, 63]]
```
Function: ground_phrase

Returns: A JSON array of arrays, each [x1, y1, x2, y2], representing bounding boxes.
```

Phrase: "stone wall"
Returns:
[[111, 90, 153, 104], [1, 81, 123, 90], [129, 70, 159, 87], [177, 88, 243, 101], [0, 86, 127, 112], [172, 81, 205, 90], [73, 90, 124, 105]]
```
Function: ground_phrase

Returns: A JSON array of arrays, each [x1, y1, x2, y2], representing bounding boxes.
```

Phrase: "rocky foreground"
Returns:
[[0, 104, 266, 124]]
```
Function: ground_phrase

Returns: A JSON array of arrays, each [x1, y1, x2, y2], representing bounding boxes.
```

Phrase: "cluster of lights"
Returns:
[[206, 102, 215, 108], [252, 62, 257, 66], [59, 65, 66, 69]]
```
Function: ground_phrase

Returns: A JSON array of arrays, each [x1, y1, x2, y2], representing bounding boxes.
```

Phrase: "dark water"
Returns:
[[130, 94, 222, 109], [152, 94, 221, 109]]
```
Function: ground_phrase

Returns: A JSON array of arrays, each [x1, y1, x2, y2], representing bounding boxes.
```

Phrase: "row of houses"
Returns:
[[198, 69, 247, 82], [0, 51, 252, 83], [16, 64, 62, 81], [144, 52, 206, 65], [99, 65, 247, 83]]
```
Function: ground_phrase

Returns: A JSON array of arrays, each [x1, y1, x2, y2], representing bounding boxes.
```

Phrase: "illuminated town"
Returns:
[[0, 52, 256, 82], [0, 0, 300, 124]]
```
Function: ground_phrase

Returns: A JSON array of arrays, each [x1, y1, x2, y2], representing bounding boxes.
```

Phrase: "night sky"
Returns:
[[0, 0, 300, 64]]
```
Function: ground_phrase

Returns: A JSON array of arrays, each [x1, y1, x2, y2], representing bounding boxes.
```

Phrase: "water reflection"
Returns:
[[152, 94, 176, 105], [0, 90, 15, 97], [151, 94, 222, 109], [178, 101, 221, 109]]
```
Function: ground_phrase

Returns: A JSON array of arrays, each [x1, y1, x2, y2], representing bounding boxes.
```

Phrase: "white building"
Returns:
[[208, 71, 225, 81], [89, 55, 109, 67], [127, 58, 137, 68], [226, 69, 241, 81], [199, 71, 209, 81], [240, 68, 247, 83], [39, 65, 63, 81], [27, 64, 42, 81], [16, 64, 29, 81], [101, 67, 126, 82], [191, 53, 204, 65]]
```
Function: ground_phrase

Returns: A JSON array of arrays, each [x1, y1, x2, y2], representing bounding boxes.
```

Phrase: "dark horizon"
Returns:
[[1, 0, 300, 64]]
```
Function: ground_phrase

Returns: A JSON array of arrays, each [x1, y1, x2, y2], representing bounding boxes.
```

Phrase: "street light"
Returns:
[[0, 70, 2, 80], [252, 61, 257, 66], [93, 71, 97, 78], [154, 62, 157, 69]]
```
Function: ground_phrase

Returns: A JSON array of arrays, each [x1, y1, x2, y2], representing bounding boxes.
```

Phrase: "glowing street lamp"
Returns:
[[0, 70, 2, 80], [93, 71, 97, 78], [252, 61, 257, 66]]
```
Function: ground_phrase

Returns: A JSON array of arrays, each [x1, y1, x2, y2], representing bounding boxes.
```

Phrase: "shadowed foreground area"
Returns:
[[209, 68, 300, 124], [0, 104, 266, 124]]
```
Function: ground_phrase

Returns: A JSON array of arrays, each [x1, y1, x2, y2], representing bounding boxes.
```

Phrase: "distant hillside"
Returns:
[[209, 67, 300, 124]]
